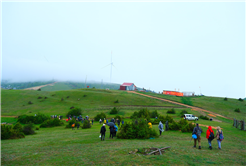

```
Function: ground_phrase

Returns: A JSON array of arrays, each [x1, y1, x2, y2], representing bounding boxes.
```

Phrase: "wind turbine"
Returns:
[[101, 51, 117, 84]]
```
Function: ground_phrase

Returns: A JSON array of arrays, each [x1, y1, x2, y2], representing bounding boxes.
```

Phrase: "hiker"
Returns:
[[100, 124, 106, 141], [165, 121, 169, 131], [122, 120, 124, 125], [158, 121, 164, 136], [215, 126, 223, 150], [192, 123, 202, 149], [99, 119, 102, 124], [104, 118, 106, 124], [106, 119, 108, 123], [206, 126, 214, 150], [148, 121, 152, 129], [72, 123, 75, 130], [77, 123, 80, 130], [114, 124, 118, 137], [109, 125, 115, 139], [117, 119, 120, 127], [92, 119, 94, 125]]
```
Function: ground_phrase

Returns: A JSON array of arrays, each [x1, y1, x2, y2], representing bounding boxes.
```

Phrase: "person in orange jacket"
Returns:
[[206, 126, 214, 150]]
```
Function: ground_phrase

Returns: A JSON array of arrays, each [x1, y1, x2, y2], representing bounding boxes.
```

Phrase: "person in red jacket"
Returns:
[[206, 126, 214, 150]]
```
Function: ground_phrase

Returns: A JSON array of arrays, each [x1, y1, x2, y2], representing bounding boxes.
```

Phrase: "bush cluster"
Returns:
[[66, 108, 82, 117], [150, 110, 159, 118], [130, 108, 150, 120], [151, 115, 174, 125], [94, 112, 106, 121], [82, 120, 91, 129], [1, 123, 25, 140], [234, 108, 240, 113], [199, 115, 209, 120], [40, 118, 64, 128], [114, 99, 119, 103], [117, 118, 158, 139], [238, 98, 243, 101], [22, 123, 36, 135], [18, 113, 50, 124], [167, 108, 175, 114], [109, 107, 119, 114], [224, 97, 228, 101], [169, 119, 195, 132]]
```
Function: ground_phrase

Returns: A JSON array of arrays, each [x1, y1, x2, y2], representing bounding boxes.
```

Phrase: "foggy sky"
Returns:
[[1, 2, 245, 98]]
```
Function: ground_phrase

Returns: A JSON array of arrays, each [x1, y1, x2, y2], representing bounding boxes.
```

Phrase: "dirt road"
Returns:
[[128, 91, 232, 121], [24, 82, 57, 90]]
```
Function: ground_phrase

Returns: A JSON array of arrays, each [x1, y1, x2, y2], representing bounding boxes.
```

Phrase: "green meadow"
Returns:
[[1, 89, 246, 165]]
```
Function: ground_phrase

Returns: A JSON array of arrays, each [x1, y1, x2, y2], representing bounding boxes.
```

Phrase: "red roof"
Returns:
[[121, 83, 134, 86]]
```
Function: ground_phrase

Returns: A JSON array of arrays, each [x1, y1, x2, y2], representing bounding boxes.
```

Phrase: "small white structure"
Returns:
[[183, 92, 195, 96]]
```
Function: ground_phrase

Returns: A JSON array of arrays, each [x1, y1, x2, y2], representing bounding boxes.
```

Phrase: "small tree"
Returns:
[[22, 122, 35, 135], [234, 108, 240, 113], [167, 108, 175, 114], [110, 107, 119, 114], [224, 97, 228, 101], [150, 110, 159, 118], [82, 120, 91, 129], [66, 108, 82, 117]]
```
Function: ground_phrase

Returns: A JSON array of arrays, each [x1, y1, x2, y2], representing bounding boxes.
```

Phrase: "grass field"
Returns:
[[1, 89, 246, 165]]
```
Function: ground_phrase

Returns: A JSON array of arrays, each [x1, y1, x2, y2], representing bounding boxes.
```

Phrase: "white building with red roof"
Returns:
[[120, 82, 136, 91]]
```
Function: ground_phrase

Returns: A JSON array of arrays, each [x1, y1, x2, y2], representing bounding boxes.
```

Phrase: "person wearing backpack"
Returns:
[[109, 125, 115, 139], [216, 126, 223, 150], [192, 123, 202, 149], [206, 126, 214, 150]]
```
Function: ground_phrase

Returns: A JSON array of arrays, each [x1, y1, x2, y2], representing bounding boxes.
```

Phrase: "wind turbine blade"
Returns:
[[112, 64, 117, 70], [101, 63, 111, 69]]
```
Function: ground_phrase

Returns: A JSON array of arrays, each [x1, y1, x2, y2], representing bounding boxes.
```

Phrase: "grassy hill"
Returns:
[[1, 89, 181, 118], [1, 89, 246, 165]]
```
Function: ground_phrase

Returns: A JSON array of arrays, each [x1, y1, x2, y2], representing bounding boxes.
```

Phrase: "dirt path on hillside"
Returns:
[[1, 116, 18, 118], [128, 91, 231, 121], [24, 82, 57, 90]]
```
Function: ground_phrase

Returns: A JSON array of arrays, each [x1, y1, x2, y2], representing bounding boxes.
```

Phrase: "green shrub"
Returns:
[[234, 108, 240, 113], [22, 122, 35, 135], [130, 108, 150, 120], [1, 123, 25, 140], [150, 110, 159, 118], [114, 99, 119, 103], [199, 115, 209, 120], [17, 113, 50, 124], [65, 118, 79, 128], [66, 108, 82, 117], [82, 120, 91, 129], [36, 127, 39, 130], [169, 121, 180, 130], [40, 118, 64, 128], [28, 101, 33, 104], [117, 118, 158, 139], [224, 97, 227, 101], [167, 108, 176, 114], [110, 107, 119, 114], [238, 98, 243, 101], [94, 112, 106, 121]]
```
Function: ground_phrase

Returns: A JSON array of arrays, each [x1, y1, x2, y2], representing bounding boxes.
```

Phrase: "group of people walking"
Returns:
[[193, 123, 224, 150]]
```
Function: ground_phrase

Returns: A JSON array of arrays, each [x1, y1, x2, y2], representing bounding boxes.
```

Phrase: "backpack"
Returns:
[[196, 128, 201, 136], [219, 131, 224, 141], [209, 130, 214, 140], [72, 124, 75, 127]]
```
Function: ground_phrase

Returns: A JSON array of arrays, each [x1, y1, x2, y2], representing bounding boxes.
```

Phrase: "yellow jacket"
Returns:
[[148, 122, 152, 129], [104, 119, 106, 124]]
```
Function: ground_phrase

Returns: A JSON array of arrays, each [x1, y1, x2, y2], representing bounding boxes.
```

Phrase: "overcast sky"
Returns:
[[1, 2, 245, 98]]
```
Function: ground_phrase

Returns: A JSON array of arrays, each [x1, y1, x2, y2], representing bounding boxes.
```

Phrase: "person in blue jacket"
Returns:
[[114, 124, 118, 137]]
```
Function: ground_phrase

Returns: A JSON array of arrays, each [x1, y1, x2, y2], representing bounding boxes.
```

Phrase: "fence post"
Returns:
[[233, 118, 236, 127], [242, 120, 245, 130]]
